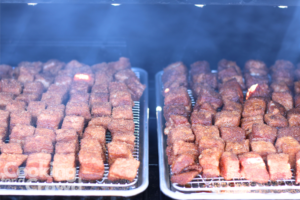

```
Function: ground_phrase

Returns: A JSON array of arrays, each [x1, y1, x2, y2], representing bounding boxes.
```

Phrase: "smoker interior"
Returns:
[[1, 3, 300, 200]]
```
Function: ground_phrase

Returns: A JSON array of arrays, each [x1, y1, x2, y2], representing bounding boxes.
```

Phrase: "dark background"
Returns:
[[1, 3, 300, 199]]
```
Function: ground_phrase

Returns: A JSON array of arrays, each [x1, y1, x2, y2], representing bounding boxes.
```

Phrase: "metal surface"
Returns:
[[0, 68, 148, 197], [156, 70, 300, 199]]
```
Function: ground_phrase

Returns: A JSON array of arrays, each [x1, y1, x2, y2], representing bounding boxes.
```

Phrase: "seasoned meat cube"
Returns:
[[15, 93, 40, 104], [108, 119, 135, 135], [73, 73, 95, 88], [264, 113, 288, 128], [192, 73, 217, 89], [125, 76, 146, 101], [244, 60, 268, 76], [66, 101, 91, 121], [163, 61, 187, 78], [295, 94, 300, 108], [218, 59, 242, 75], [55, 75, 72, 87], [108, 158, 140, 182], [23, 135, 54, 154], [94, 71, 114, 86], [267, 100, 286, 116], [246, 83, 271, 100], [215, 111, 241, 127], [107, 141, 133, 165], [62, 116, 85, 137], [218, 65, 241, 81], [88, 116, 111, 129], [220, 127, 245, 142], [35, 73, 54, 89], [267, 153, 292, 181], [295, 80, 300, 94], [27, 101, 46, 125], [47, 104, 65, 121], [219, 79, 244, 104], [167, 126, 194, 146], [23, 81, 44, 95], [41, 92, 64, 106], [52, 153, 76, 182], [0, 92, 14, 109], [65, 60, 85, 70], [70, 81, 89, 94], [1, 79, 22, 96], [112, 105, 133, 120], [222, 101, 243, 115], [275, 136, 300, 168], [199, 102, 217, 115], [238, 152, 269, 183], [42, 59, 64, 75], [36, 110, 61, 130], [1, 143, 22, 154], [194, 86, 223, 110], [220, 152, 241, 180], [190, 110, 213, 126], [114, 69, 136, 82], [5, 100, 26, 113], [171, 171, 199, 185], [0, 64, 12, 79], [190, 61, 210, 75], [81, 138, 104, 156], [109, 82, 128, 93], [9, 124, 35, 145], [35, 128, 56, 143], [251, 123, 277, 143], [111, 132, 135, 149], [225, 139, 249, 155], [89, 93, 109, 106], [162, 63, 188, 89], [47, 84, 69, 100], [278, 127, 300, 143], [296, 152, 300, 183], [10, 111, 32, 132], [192, 125, 219, 145], [164, 115, 190, 135], [271, 82, 290, 93], [56, 129, 78, 143], [92, 62, 115, 76], [0, 153, 27, 179], [171, 141, 198, 159], [198, 136, 225, 154], [251, 141, 276, 162], [78, 150, 104, 180], [242, 98, 266, 118], [91, 102, 112, 117], [18, 71, 34, 84], [272, 92, 293, 111], [172, 154, 196, 174], [110, 90, 134, 108], [91, 84, 109, 94], [164, 87, 191, 112], [55, 141, 77, 154], [18, 61, 42, 75], [272, 70, 294, 87], [25, 153, 51, 181], [287, 108, 300, 127], [112, 57, 131, 71], [163, 104, 189, 121], [199, 148, 222, 178], [244, 73, 269, 89], [82, 126, 106, 145]]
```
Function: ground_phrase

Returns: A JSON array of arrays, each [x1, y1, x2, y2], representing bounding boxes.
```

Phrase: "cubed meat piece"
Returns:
[[15, 93, 40, 104], [220, 152, 241, 180], [55, 141, 77, 154], [43, 59, 64, 75], [66, 101, 91, 121], [62, 116, 85, 137], [190, 110, 213, 126], [225, 140, 249, 155], [296, 152, 300, 183], [91, 84, 109, 94], [52, 153, 76, 182], [171, 154, 196, 174], [238, 152, 269, 183], [215, 111, 241, 127], [295, 94, 300, 108], [18, 61, 42, 75], [275, 136, 300, 168], [244, 73, 269, 89], [0, 64, 12, 79], [91, 102, 112, 117], [107, 141, 133, 165], [125, 76, 146, 101], [65, 60, 85, 70], [171, 171, 199, 185], [35, 128, 56, 143], [23, 81, 44, 95], [162, 62, 188, 89], [1, 143, 22, 154], [0, 92, 14, 109], [218, 66, 245, 89], [222, 101, 243, 115], [251, 141, 276, 162], [94, 71, 114, 85], [242, 98, 266, 118], [272, 71, 294, 87], [73, 73, 95, 88], [108, 158, 140, 182], [9, 124, 35, 145], [192, 125, 219, 145], [198, 136, 225, 154], [80, 138, 104, 157], [251, 123, 277, 143], [220, 127, 246, 142], [287, 108, 300, 127], [82, 126, 106, 145], [194, 86, 223, 109], [192, 72, 218, 89], [112, 105, 133, 120], [110, 90, 135, 108], [47, 84, 69, 99], [5, 100, 26, 113], [88, 116, 111, 129], [89, 93, 109, 105], [164, 87, 191, 112], [244, 60, 268, 76], [55, 75, 72, 87], [23, 135, 54, 154], [272, 92, 293, 111], [1, 79, 22, 96], [172, 140, 198, 159], [164, 115, 190, 135], [56, 129, 78, 143], [109, 82, 128, 93], [36, 109, 61, 130], [69, 91, 89, 103], [70, 81, 89, 94], [199, 148, 222, 178], [41, 92, 64, 106], [112, 57, 131, 71], [10, 111, 32, 132], [267, 153, 292, 181], [271, 82, 290, 93], [111, 132, 135, 150], [27, 101, 46, 125], [167, 126, 195, 146], [0, 153, 27, 179], [271, 60, 295, 72], [78, 150, 104, 180], [163, 104, 189, 121], [25, 153, 52, 181], [264, 114, 288, 128], [108, 119, 135, 135], [47, 104, 65, 121], [267, 100, 286, 116], [246, 83, 271, 100], [278, 127, 300, 143], [35, 73, 54, 89], [218, 59, 242, 74]]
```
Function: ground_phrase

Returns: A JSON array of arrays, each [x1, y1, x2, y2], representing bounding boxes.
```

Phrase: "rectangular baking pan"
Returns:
[[0, 67, 149, 197], [155, 70, 300, 199]]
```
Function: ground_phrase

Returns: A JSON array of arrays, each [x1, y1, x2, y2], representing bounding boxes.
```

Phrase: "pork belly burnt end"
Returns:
[[239, 152, 269, 183], [225, 139, 249, 155], [190, 110, 213, 126], [267, 100, 286, 116], [242, 98, 266, 118], [65, 101, 91, 122], [0, 92, 14, 110], [275, 136, 300, 168], [55, 141, 77, 154], [112, 105, 133, 120], [164, 87, 191, 112], [36, 109, 61, 130], [88, 117, 112, 129], [171, 154, 196, 174], [41, 92, 64, 106], [78, 150, 104, 180], [198, 136, 225, 154], [23, 135, 54, 154], [168, 141, 198, 165], [23, 81, 44, 96], [1, 143, 22, 154], [245, 74, 269, 89], [91, 102, 112, 118], [61, 116, 85, 137], [52, 153, 76, 182], [25, 153, 51, 181], [10, 124, 35, 145], [251, 123, 277, 143], [264, 113, 288, 128], [55, 129, 78, 143], [287, 108, 300, 127], [272, 92, 293, 111], [10, 111, 32, 131], [250, 141, 276, 162], [108, 119, 135, 135], [220, 152, 241, 180], [82, 126, 106, 145], [167, 126, 195, 146], [43, 59, 64, 75], [171, 171, 199, 185], [89, 93, 109, 105], [125, 76, 146, 101], [0, 153, 28, 179], [1, 79, 22, 96], [222, 101, 243, 115], [5, 100, 26, 113], [69, 91, 90, 103], [267, 153, 292, 181], [110, 90, 134, 107], [108, 158, 140, 182], [164, 115, 190, 135], [194, 86, 223, 110], [27, 101, 46, 125], [163, 104, 189, 121], [244, 60, 268, 76], [220, 127, 246, 142], [278, 127, 300, 143], [219, 79, 244, 104], [214, 111, 241, 127], [199, 148, 222, 178], [192, 125, 219, 145], [107, 141, 133, 165]]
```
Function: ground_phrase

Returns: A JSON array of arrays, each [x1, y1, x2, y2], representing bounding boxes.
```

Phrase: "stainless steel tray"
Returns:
[[0, 67, 149, 197], [155, 70, 300, 199]]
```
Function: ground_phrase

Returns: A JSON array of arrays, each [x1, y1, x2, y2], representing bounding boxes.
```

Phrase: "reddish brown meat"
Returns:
[[275, 136, 300, 168], [171, 171, 199, 185], [266, 100, 286, 116], [192, 125, 219, 145], [272, 92, 293, 111], [244, 60, 268, 76], [225, 140, 249, 155], [220, 127, 246, 142], [278, 127, 300, 143], [214, 111, 241, 127], [251, 141, 276, 162], [287, 108, 300, 127], [199, 148, 223, 178], [242, 98, 266, 118], [220, 152, 241, 180], [251, 123, 277, 143], [267, 153, 292, 181], [264, 113, 288, 128], [108, 158, 140, 182], [198, 136, 225, 154]]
